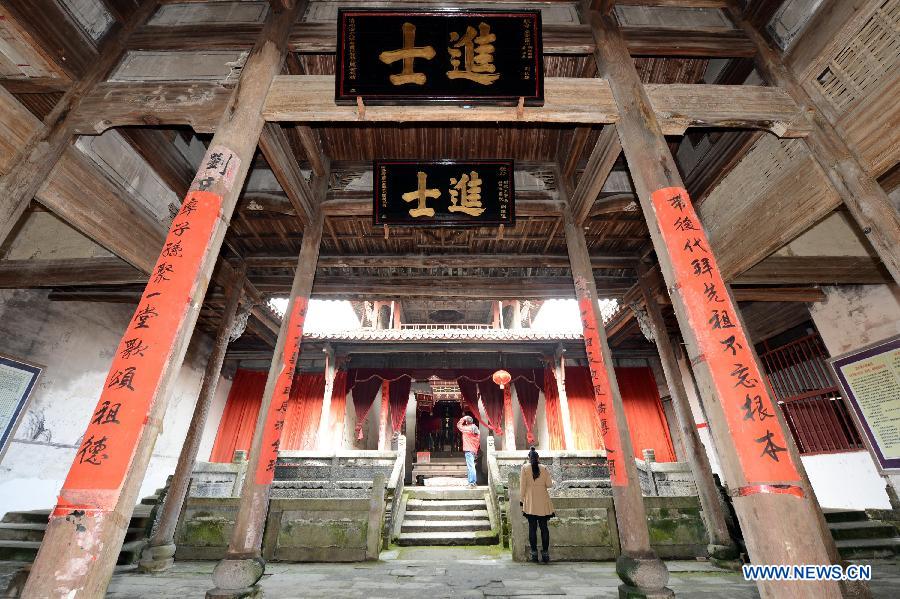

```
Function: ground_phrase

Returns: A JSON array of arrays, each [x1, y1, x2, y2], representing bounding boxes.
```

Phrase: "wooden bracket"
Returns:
[[496, 223, 505, 241], [516, 96, 525, 119], [356, 96, 366, 120], [383, 224, 389, 240]]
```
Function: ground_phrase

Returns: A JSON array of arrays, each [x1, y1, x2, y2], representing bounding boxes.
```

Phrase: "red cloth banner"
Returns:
[[255, 297, 308, 485], [651, 186, 800, 484], [389, 375, 412, 433], [617, 367, 676, 462], [281, 373, 326, 450], [351, 370, 382, 440], [542, 367, 565, 450], [513, 370, 540, 446], [563, 367, 605, 451], [209, 369, 267, 463], [56, 190, 224, 515], [457, 377, 488, 429], [477, 380, 504, 436]]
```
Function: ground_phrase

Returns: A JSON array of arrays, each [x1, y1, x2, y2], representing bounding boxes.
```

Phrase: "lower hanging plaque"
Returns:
[[374, 159, 515, 227]]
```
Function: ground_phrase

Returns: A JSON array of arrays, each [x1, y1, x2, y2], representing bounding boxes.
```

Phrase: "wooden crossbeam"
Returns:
[[0, 258, 145, 288], [733, 256, 892, 285], [3, 0, 97, 79], [127, 22, 749, 57], [569, 125, 623, 224], [245, 253, 639, 269], [321, 197, 562, 217], [68, 78, 812, 137], [259, 123, 315, 226]]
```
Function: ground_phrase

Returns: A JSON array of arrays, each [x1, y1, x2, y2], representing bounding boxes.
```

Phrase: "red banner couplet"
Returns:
[[55, 190, 224, 516], [575, 277, 628, 487], [254, 297, 308, 486], [650, 186, 801, 485]]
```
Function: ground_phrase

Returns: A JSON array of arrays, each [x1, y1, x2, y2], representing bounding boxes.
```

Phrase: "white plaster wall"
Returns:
[[197, 372, 234, 462], [0, 289, 216, 517], [801, 452, 892, 510], [809, 284, 900, 357]]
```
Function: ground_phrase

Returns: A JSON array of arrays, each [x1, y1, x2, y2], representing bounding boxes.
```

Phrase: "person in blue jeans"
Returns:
[[457, 416, 480, 487]]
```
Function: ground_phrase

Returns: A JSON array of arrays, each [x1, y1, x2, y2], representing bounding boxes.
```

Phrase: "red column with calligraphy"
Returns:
[[57, 188, 225, 516], [650, 187, 802, 492]]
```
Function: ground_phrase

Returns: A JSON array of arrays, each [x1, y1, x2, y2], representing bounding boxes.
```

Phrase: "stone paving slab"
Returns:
[[2, 550, 897, 598]]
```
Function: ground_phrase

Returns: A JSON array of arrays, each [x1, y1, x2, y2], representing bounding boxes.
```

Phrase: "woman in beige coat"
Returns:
[[519, 447, 554, 563]]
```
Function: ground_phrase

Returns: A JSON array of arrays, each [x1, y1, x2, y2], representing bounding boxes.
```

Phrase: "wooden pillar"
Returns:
[[563, 204, 672, 598], [552, 347, 575, 450], [139, 264, 247, 573], [22, 5, 302, 598], [502, 385, 516, 451], [590, 11, 840, 598], [316, 344, 337, 451], [636, 263, 737, 564], [378, 380, 390, 451], [511, 300, 522, 329], [491, 301, 502, 329], [729, 8, 900, 286], [0, 2, 159, 247], [209, 209, 324, 597]]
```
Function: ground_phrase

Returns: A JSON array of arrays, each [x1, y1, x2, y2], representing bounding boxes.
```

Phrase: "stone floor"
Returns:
[[3, 549, 899, 597]]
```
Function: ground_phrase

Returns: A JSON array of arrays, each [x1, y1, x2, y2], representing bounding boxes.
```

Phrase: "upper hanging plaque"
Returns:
[[336, 9, 544, 106]]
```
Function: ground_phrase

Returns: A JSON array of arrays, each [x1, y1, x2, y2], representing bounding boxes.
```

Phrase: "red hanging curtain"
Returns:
[[513, 369, 540, 446], [564, 367, 605, 450], [616, 366, 677, 462], [328, 369, 348, 446], [280, 373, 326, 450], [478, 380, 504, 436], [210, 369, 267, 463], [457, 377, 489, 428], [389, 375, 412, 433], [543, 367, 565, 450], [351, 370, 382, 440]]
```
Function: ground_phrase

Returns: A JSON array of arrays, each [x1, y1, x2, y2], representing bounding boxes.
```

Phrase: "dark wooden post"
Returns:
[[562, 202, 673, 598], [590, 10, 841, 598], [208, 208, 323, 597], [139, 264, 247, 573], [636, 263, 738, 566], [22, 4, 304, 597]]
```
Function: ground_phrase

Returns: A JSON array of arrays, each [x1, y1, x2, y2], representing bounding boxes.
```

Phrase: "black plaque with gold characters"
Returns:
[[374, 160, 515, 227], [337, 9, 543, 105]]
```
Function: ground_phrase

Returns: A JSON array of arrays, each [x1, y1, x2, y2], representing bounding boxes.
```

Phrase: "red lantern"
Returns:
[[492, 369, 512, 389]]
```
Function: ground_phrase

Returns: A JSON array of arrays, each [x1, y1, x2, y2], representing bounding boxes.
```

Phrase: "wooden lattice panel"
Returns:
[[812, 0, 899, 113], [699, 135, 840, 279]]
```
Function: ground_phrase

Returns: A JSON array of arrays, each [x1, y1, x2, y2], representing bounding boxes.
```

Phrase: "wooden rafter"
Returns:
[[259, 123, 315, 226], [569, 125, 623, 224]]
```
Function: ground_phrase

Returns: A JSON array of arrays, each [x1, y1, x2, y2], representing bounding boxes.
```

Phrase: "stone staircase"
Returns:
[[397, 487, 498, 546], [0, 488, 163, 570], [826, 509, 900, 559]]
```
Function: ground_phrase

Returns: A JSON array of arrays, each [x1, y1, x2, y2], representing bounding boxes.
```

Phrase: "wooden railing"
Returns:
[[759, 333, 863, 454]]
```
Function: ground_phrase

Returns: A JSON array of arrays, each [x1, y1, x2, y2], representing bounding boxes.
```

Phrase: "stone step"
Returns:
[[835, 537, 900, 559], [823, 510, 870, 524], [406, 487, 486, 501], [828, 520, 898, 541], [402, 509, 489, 520], [0, 540, 40, 561], [0, 523, 149, 543], [422, 458, 466, 464], [1, 510, 51, 525], [406, 499, 486, 511], [401, 519, 492, 533], [397, 530, 498, 546]]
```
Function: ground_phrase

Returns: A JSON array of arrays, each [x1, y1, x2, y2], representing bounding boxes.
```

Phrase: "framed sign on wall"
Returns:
[[336, 9, 544, 105], [829, 335, 900, 473], [0, 353, 43, 462], [373, 159, 515, 227]]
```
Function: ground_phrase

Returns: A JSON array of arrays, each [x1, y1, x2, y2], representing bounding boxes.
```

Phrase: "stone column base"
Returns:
[[138, 543, 177, 573], [616, 554, 674, 599], [207, 557, 266, 598], [708, 543, 742, 571]]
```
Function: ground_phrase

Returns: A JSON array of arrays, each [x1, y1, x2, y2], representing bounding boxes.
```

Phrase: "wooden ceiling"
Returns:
[[2, 0, 887, 359]]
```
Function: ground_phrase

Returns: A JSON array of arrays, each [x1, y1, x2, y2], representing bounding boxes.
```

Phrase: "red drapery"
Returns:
[[328, 370, 348, 446], [280, 373, 326, 450], [457, 377, 489, 429], [513, 368, 541, 446], [543, 367, 565, 450], [478, 379, 504, 436], [209, 369, 267, 463], [564, 367, 606, 451], [350, 370, 382, 441], [389, 375, 412, 433], [617, 367, 676, 462]]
